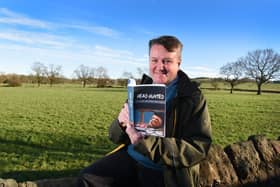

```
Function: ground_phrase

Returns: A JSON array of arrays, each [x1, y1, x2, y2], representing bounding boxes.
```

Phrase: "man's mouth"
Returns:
[[160, 69, 168, 75]]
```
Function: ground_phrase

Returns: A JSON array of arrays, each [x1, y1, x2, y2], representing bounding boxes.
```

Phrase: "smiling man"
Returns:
[[149, 36, 182, 85], [77, 35, 212, 187]]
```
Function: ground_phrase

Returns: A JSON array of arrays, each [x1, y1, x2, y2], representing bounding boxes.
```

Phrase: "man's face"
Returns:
[[149, 44, 180, 85]]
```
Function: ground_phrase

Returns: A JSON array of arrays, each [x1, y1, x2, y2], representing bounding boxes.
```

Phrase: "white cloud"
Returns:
[[0, 8, 51, 29], [0, 8, 142, 78], [94, 45, 133, 57], [184, 66, 219, 78], [0, 41, 147, 78], [0, 30, 72, 48], [65, 24, 120, 38], [0, 8, 120, 38], [132, 26, 154, 36]]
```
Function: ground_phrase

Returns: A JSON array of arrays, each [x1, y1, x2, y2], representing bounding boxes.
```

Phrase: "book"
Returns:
[[127, 79, 166, 137]]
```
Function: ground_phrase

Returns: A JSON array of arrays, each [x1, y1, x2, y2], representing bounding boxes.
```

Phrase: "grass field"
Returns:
[[0, 86, 279, 181]]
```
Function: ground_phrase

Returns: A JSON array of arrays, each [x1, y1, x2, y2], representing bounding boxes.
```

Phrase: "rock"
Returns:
[[248, 135, 280, 185], [225, 139, 268, 186], [1, 135, 280, 187], [271, 139, 280, 156], [200, 144, 240, 187], [0, 178, 18, 187], [18, 181, 37, 187], [270, 140, 280, 184]]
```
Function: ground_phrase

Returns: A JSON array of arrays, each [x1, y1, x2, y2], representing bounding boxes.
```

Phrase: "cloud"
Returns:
[[0, 8, 120, 37], [188, 66, 215, 72], [65, 24, 120, 38], [132, 26, 154, 36], [0, 8, 121, 48], [93, 45, 133, 57], [185, 66, 219, 78], [0, 8, 141, 77], [0, 41, 147, 78], [0, 8, 51, 29], [86, 45, 146, 66], [0, 30, 72, 48]]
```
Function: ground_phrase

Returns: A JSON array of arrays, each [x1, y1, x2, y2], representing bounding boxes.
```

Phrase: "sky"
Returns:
[[0, 0, 279, 79]]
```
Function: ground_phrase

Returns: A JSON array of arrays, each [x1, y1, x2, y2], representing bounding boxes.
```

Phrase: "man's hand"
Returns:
[[118, 103, 129, 128], [126, 123, 144, 144], [118, 103, 144, 144]]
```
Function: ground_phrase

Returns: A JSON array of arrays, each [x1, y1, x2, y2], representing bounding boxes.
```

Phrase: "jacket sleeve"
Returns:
[[133, 93, 212, 168], [108, 119, 130, 145]]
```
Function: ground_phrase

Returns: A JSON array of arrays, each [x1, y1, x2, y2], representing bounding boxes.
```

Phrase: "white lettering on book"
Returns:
[[136, 93, 165, 100]]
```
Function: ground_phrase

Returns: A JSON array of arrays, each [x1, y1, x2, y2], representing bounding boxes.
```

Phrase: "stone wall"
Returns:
[[1, 135, 279, 187], [200, 135, 280, 187]]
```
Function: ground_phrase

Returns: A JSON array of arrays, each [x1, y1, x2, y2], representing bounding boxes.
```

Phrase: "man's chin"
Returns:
[[153, 76, 168, 84]]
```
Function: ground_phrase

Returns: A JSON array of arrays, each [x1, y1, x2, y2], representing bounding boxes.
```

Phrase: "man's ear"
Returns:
[[178, 57, 181, 66]]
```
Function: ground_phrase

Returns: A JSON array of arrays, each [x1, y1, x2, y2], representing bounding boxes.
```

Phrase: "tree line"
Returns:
[[0, 62, 146, 88], [30, 62, 116, 88], [0, 48, 279, 95]]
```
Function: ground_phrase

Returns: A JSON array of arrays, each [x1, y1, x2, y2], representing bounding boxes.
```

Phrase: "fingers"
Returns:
[[118, 103, 129, 124], [126, 123, 143, 144], [118, 103, 143, 144]]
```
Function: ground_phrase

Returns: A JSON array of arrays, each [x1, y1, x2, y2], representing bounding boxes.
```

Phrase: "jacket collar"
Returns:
[[177, 70, 200, 97], [140, 73, 153, 84]]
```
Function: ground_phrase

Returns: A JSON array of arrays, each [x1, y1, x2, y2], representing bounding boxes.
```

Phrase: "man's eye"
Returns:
[[163, 59, 172, 64], [151, 59, 158, 63]]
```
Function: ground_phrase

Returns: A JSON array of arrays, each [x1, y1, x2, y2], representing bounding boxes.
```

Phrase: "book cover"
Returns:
[[127, 79, 166, 137]]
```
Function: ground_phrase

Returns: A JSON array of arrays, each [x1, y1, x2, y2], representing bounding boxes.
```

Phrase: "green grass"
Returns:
[[0, 86, 279, 181], [205, 90, 280, 145], [0, 87, 125, 181]]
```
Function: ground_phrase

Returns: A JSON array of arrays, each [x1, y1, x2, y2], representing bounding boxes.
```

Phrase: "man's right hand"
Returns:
[[118, 103, 129, 128], [125, 123, 144, 144], [118, 103, 144, 144]]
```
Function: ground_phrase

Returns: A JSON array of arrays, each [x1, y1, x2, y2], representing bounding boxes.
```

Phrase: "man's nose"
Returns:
[[156, 61, 165, 70]]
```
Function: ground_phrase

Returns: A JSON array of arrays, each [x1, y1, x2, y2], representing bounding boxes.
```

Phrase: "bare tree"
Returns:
[[116, 78, 127, 87], [220, 61, 243, 93], [121, 71, 134, 87], [137, 67, 148, 78], [89, 67, 96, 84], [74, 65, 92, 88], [4, 74, 22, 87], [96, 66, 108, 79], [210, 78, 219, 90], [241, 49, 280, 95], [136, 67, 143, 78], [31, 62, 46, 87], [122, 71, 134, 79], [0, 72, 6, 84], [96, 66, 109, 87], [45, 64, 62, 87]]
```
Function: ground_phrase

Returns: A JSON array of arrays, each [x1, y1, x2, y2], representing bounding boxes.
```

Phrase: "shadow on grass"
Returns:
[[0, 128, 113, 155], [0, 168, 80, 182], [0, 129, 116, 182]]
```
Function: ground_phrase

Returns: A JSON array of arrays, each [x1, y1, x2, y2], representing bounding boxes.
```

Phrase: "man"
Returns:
[[77, 35, 212, 187]]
